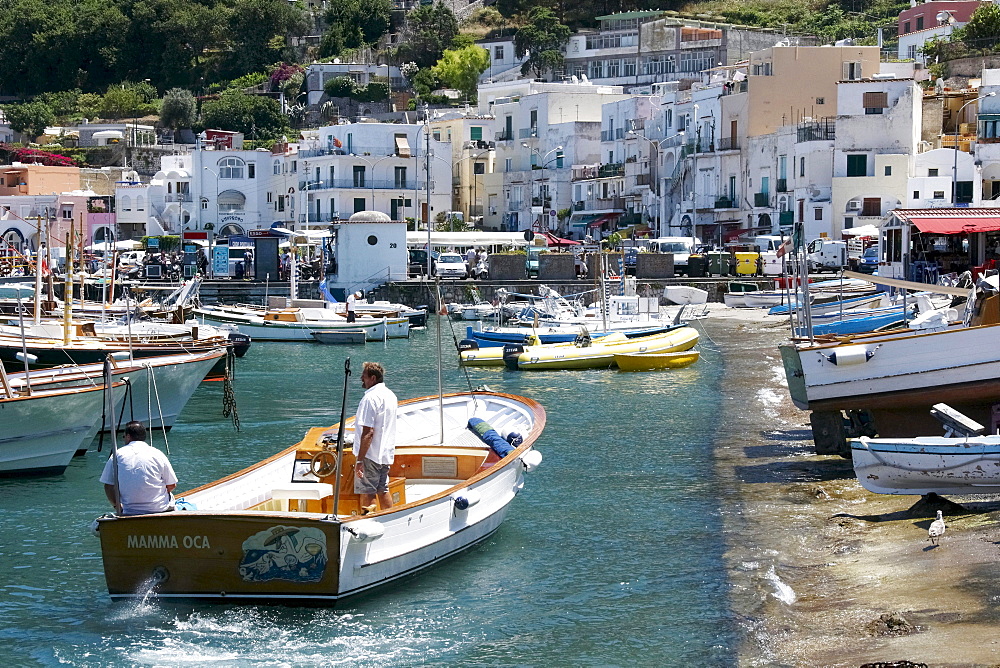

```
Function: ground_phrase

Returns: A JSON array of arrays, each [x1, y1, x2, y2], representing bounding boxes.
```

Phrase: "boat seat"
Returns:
[[930, 403, 986, 438], [269, 482, 334, 513]]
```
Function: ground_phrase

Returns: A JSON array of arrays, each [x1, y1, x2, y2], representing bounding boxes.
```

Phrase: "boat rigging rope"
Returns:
[[99, 377, 132, 453], [145, 363, 170, 454], [222, 348, 241, 431], [435, 281, 477, 398]]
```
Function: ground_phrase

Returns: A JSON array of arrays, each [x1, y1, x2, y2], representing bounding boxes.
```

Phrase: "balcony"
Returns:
[[165, 193, 192, 202], [717, 137, 739, 151], [601, 130, 610, 141], [518, 127, 538, 139], [574, 200, 585, 211], [508, 201, 524, 211], [714, 197, 736, 209], [797, 118, 836, 143], [298, 145, 404, 159], [302, 178, 424, 190], [754, 192, 770, 207], [599, 163, 625, 178], [596, 197, 625, 210], [635, 174, 651, 186], [299, 212, 341, 223], [496, 130, 514, 142], [776, 178, 788, 192], [779, 211, 794, 226], [531, 196, 552, 207], [618, 212, 642, 226]]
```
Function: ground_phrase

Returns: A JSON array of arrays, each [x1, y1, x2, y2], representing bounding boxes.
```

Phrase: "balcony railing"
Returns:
[[778, 211, 794, 226], [518, 127, 538, 139], [496, 130, 514, 142], [635, 174, 651, 186], [299, 212, 341, 223], [298, 146, 406, 159], [531, 196, 552, 207], [717, 137, 739, 151], [714, 197, 736, 209], [165, 193, 192, 202], [508, 201, 524, 210], [618, 212, 642, 226], [572, 163, 625, 181], [301, 178, 424, 190], [754, 192, 770, 207], [797, 118, 836, 142], [776, 178, 788, 192], [601, 130, 610, 141], [574, 200, 585, 211]]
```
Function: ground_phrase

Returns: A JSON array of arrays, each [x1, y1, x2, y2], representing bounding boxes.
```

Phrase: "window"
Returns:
[[473, 162, 485, 175], [843, 62, 862, 80], [433, 131, 441, 141], [494, 45, 504, 60], [816, 97, 825, 105], [394, 166, 407, 188], [846, 154, 867, 177], [956, 181, 973, 204], [913, 190, 920, 199], [267, 192, 273, 203], [62, 208, 73, 219], [291, 160, 297, 173], [904, 21, 910, 33], [864, 91, 888, 115], [218, 189, 246, 213], [470, 126, 483, 141], [121, 195, 131, 212], [556, 151, 564, 169], [778, 155, 787, 180], [273, 160, 281, 175], [933, 190, 945, 199], [800, 156, 805, 177], [844, 216, 854, 229], [916, 16, 924, 29], [861, 198, 881, 217], [885, 166, 892, 176], [928, 168, 939, 177], [814, 207, 823, 220], [354, 197, 366, 213], [530, 109, 537, 130], [202, 199, 208, 210], [218, 157, 245, 179], [248, 163, 255, 179], [329, 166, 335, 182], [353, 166, 366, 187], [505, 158, 512, 172], [277, 197, 285, 212]]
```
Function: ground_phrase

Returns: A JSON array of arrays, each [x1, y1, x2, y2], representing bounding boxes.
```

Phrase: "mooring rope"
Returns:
[[222, 348, 241, 431]]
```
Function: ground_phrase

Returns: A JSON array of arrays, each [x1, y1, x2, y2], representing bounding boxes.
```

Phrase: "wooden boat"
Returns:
[[768, 293, 885, 316], [0, 380, 126, 475], [614, 350, 700, 371], [722, 281, 760, 308], [514, 326, 699, 371], [311, 330, 366, 345], [6, 348, 227, 435], [779, 275, 999, 451], [95, 391, 545, 602], [852, 435, 1000, 495]]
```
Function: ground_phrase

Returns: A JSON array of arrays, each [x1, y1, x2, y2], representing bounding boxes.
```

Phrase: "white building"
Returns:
[[305, 63, 405, 107], [975, 68, 1000, 203], [298, 122, 451, 226], [327, 211, 407, 293], [477, 36, 529, 84]]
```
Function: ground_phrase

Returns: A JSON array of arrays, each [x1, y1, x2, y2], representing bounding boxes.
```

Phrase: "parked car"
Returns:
[[434, 252, 468, 279], [857, 246, 879, 274], [408, 249, 432, 277]]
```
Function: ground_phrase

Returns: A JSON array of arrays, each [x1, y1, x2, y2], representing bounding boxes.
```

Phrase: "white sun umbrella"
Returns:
[[114, 240, 141, 250]]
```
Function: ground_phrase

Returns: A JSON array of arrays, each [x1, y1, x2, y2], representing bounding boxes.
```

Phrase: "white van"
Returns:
[[646, 237, 701, 274], [807, 238, 847, 272]]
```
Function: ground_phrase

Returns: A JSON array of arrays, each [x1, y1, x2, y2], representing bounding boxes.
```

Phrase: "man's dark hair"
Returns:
[[363, 361, 384, 383], [124, 421, 147, 442]]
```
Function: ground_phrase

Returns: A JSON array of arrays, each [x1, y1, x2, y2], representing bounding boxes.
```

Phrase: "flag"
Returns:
[[776, 238, 792, 258], [332, 137, 342, 148]]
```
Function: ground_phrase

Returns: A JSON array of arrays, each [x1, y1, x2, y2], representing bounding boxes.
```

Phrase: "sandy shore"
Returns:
[[697, 304, 1000, 668]]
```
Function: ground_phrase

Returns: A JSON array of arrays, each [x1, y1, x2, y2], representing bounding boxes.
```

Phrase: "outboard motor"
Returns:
[[227, 332, 253, 357], [458, 339, 479, 352], [502, 343, 525, 371]]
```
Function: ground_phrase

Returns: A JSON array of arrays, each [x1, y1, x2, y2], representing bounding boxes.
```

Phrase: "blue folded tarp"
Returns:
[[468, 417, 515, 457]]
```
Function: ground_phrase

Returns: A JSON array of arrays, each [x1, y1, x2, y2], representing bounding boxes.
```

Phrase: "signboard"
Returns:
[[213, 245, 229, 276], [183, 244, 198, 253], [248, 229, 273, 238], [147, 237, 160, 249], [229, 235, 255, 249]]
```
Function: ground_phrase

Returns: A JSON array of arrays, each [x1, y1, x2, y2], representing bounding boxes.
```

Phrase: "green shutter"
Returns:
[[470, 126, 483, 141]]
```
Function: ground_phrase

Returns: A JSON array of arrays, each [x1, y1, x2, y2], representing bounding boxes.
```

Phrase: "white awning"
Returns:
[[395, 136, 411, 158]]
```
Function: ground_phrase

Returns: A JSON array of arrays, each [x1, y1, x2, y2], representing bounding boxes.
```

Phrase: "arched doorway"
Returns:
[[218, 223, 245, 238], [93, 226, 115, 244]]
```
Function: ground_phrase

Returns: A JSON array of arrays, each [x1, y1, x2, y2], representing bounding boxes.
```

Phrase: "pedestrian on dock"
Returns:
[[728, 252, 737, 276], [354, 362, 398, 513], [346, 290, 359, 322], [101, 421, 177, 516]]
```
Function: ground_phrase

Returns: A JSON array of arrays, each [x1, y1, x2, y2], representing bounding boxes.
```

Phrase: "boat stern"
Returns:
[[778, 343, 810, 410]]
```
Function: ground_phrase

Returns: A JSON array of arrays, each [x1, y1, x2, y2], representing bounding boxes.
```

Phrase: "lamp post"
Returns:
[[952, 92, 996, 205], [690, 104, 699, 246], [625, 129, 685, 236], [522, 143, 563, 231], [454, 149, 489, 224], [202, 166, 219, 278]]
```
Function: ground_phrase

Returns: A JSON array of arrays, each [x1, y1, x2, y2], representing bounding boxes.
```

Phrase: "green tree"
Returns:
[[431, 46, 489, 100], [320, 0, 392, 57], [954, 2, 1000, 49], [223, 0, 307, 79], [401, 3, 459, 69], [200, 89, 288, 139], [160, 88, 198, 130], [100, 82, 157, 119], [515, 7, 571, 79], [325, 76, 359, 98], [3, 100, 55, 138], [411, 68, 439, 96]]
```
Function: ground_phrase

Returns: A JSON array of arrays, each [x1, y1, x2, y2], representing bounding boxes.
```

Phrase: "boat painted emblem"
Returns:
[[238, 525, 328, 583]]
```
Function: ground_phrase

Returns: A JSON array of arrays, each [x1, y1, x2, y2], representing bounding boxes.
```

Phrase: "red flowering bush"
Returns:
[[270, 63, 304, 87], [0, 143, 79, 166]]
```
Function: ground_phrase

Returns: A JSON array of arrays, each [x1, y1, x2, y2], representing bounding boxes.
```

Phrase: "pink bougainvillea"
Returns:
[[0, 144, 79, 167], [270, 62, 304, 86]]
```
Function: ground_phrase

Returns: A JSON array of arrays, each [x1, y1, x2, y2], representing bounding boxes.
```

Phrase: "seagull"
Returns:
[[928, 510, 946, 545]]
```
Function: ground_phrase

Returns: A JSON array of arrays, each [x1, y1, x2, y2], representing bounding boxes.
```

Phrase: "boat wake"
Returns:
[[107, 574, 163, 621]]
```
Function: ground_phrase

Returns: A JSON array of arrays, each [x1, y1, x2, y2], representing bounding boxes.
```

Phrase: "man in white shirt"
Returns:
[[466, 247, 477, 276], [101, 421, 178, 516], [354, 361, 398, 512], [346, 290, 359, 323]]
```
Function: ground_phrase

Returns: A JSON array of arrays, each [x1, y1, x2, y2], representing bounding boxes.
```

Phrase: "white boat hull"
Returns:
[[852, 436, 1000, 495], [0, 383, 125, 475], [195, 308, 407, 341]]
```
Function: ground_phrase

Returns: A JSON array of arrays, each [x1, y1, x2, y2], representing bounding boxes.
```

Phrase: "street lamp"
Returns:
[[625, 129, 685, 235], [202, 166, 219, 278], [952, 92, 996, 205], [454, 149, 489, 224], [522, 143, 563, 231]]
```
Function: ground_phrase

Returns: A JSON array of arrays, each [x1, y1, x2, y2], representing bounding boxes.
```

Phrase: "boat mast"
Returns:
[[425, 105, 444, 443], [331, 357, 352, 517]]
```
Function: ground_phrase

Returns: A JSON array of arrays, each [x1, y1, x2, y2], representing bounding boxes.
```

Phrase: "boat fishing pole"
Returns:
[[331, 357, 352, 517]]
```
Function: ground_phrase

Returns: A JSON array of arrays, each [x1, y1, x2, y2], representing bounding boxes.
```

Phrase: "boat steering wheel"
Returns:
[[309, 450, 338, 478]]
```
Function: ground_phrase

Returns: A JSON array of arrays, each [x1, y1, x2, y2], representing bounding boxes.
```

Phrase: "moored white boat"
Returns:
[[0, 381, 126, 475], [193, 304, 408, 342], [95, 391, 545, 602]]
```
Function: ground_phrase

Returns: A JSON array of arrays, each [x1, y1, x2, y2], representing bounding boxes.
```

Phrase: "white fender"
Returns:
[[452, 490, 481, 510], [825, 345, 873, 366], [344, 519, 384, 543], [521, 449, 543, 472]]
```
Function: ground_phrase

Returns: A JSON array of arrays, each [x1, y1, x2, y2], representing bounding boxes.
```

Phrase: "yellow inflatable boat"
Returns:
[[514, 326, 699, 370]]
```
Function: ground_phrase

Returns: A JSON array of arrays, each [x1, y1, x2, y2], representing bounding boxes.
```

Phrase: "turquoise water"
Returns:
[[0, 318, 736, 666]]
